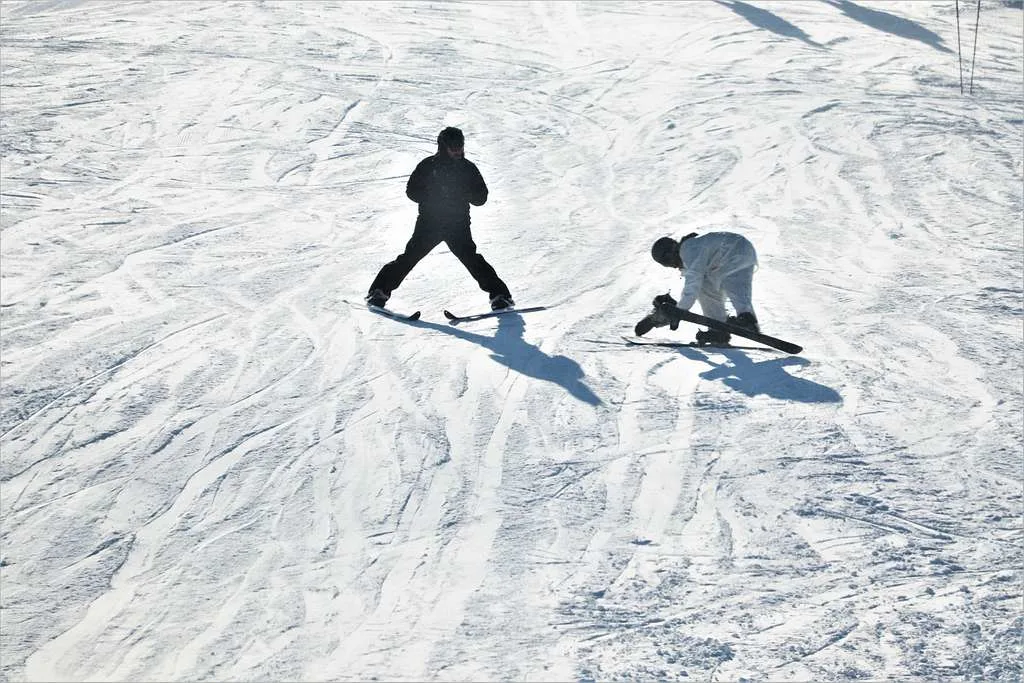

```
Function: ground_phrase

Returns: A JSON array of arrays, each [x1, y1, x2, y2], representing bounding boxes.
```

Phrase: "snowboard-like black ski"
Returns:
[[443, 305, 548, 324], [367, 304, 421, 321], [621, 336, 777, 351], [652, 309, 802, 354]]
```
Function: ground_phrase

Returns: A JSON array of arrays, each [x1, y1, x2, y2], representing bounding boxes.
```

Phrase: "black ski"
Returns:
[[367, 304, 421, 321], [443, 305, 548, 324], [621, 336, 778, 351], [649, 309, 802, 354], [685, 311, 801, 354]]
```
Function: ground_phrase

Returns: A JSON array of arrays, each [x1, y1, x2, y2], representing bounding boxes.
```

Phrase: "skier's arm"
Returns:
[[406, 159, 430, 203], [676, 274, 703, 311], [676, 249, 712, 311], [464, 161, 488, 206]]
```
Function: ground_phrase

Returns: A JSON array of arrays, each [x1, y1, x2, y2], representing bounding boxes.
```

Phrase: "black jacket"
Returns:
[[406, 153, 488, 222]]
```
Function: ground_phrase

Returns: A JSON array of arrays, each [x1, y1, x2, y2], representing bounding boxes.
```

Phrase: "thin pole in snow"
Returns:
[[955, 0, 964, 94], [969, 0, 982, 95]]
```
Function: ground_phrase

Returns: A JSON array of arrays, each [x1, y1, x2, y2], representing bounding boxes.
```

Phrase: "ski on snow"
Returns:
[[343, 298, 421, 321], [443, 306, 548, 324], [620, 336, 778, 351], [652, 309, 803, 354], [366, 304, 421, 321]]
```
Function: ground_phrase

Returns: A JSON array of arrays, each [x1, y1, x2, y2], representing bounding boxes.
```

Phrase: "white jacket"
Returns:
[[675, 232, 758, 310]]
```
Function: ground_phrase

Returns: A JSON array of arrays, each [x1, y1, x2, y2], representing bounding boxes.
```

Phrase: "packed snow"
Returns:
[[1, 1, 1021, 680]]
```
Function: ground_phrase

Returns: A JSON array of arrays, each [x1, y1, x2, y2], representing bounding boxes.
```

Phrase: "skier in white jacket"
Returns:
[[636, 231, 761, 345]]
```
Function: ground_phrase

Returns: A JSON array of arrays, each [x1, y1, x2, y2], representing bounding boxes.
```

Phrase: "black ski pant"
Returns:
[[368, 216, 511, 299]]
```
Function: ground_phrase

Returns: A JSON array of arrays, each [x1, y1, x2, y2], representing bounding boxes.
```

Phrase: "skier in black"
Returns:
[[365, 127, 514, 311]]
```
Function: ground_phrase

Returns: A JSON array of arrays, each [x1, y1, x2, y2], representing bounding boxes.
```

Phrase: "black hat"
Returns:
[[437, 127, 464, 149], [651, 236, 679, 266]]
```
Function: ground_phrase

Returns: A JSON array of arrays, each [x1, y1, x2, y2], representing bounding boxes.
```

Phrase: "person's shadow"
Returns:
[[410, 313, 603, 406], [716, 0, 826, 49], [824, 0, 953, 54], [677, 347, 841, 403]]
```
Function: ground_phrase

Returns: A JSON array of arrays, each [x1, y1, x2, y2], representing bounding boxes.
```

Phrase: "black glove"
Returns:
[[634, 316, 658, 337], [652, 293, 677, 312], [651, 293, 681, 330], [635, 293, 681, 336]]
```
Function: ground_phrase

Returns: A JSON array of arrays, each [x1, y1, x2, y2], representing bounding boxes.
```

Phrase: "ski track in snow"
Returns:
[[1, 1, 1021, 681]]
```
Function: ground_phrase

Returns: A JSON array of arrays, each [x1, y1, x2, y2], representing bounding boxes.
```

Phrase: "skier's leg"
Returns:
[[721, 265, 759, 331], [696, 286, 728, 322], [722, 265, 756, 316], [693, 287, 731, 345], [445, 229, 511, 299], [368, 221, 441, 296]]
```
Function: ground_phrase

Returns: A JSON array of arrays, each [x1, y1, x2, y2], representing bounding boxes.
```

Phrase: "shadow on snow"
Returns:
[[412, 313, 604, 407], [825, 0, 954, 54], [677, 347, 842, 403], [715, 0, 826, 48], [716, 0, 953, 55]]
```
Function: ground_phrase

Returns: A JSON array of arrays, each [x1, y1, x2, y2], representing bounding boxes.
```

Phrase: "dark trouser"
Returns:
[[368, 216, 511, 299]]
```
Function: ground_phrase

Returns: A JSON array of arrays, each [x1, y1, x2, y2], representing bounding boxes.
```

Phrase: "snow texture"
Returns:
[[1, 1, 1021, 681]]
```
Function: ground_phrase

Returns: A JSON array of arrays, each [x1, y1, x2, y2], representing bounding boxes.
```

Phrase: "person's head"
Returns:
[[651, 236, 682, 268], [437, 127, 465, 159]]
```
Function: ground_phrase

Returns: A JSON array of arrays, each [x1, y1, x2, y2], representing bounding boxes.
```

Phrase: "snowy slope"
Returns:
[[1, 1, 1021, 681]]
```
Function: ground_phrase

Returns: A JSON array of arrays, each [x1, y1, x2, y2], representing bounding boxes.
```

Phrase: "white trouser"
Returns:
[[696, 264, 756, 322]]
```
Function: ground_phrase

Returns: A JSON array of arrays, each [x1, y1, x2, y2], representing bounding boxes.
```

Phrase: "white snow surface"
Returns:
[[1, 1, 1022, 681]]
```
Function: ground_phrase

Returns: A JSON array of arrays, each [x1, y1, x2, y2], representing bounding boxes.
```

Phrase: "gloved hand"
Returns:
[[652, 293, 681, 330], [634, 315, 659, 337], [652, 292, 677, 312], [635, 293, 681, 336]]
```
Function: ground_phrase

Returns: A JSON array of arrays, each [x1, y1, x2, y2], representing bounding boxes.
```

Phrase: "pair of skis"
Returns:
[[618, 337, 778, 352], [366, 304, 548, 324], [655, 308, 803, 354]]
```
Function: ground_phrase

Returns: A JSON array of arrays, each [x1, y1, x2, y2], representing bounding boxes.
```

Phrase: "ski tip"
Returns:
[[366, 304, 420, 321], [443, 310, 457, 320]]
